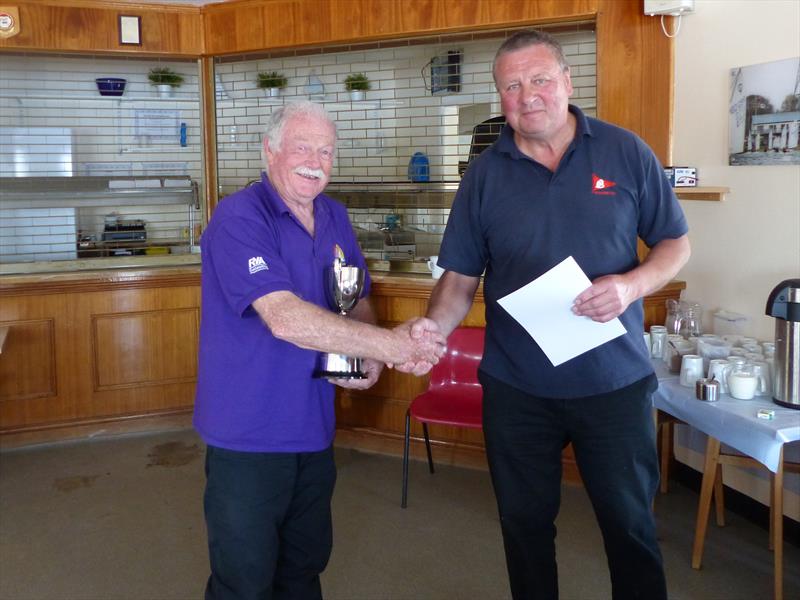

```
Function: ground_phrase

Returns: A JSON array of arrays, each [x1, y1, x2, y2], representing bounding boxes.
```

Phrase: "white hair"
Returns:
[[261, 101, 337, 166]]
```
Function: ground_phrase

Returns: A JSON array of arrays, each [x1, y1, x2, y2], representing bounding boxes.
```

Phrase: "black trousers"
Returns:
[[203, 445, 336, 600], [479, 371, 666, 600]]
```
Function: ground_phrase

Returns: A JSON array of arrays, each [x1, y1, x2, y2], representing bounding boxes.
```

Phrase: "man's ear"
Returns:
[[263, 137, 274, 167]]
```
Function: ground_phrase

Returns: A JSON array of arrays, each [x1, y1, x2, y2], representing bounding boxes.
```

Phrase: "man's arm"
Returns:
[[253, 290, 443, 365], [393, 271, 481, 375], [572, 234, 691, 323], [426, 271, 482, 337]]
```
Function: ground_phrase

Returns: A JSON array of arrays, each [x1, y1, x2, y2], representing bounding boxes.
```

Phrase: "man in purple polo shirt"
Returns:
[[194, 101, 445, 600]]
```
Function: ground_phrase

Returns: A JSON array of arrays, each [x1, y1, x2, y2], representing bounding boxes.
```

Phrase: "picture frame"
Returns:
[[119, 15, 141, 46], [728, 57, 800, 166]]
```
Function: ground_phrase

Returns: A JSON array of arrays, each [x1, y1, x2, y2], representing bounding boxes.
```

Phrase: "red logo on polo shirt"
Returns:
[[592, 174, 616, 195]]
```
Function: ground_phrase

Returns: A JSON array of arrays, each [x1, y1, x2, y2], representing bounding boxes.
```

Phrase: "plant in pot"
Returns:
[[148, 67, 184, 98], [257, 71, 288, 98], [344, 73, 370, 101]]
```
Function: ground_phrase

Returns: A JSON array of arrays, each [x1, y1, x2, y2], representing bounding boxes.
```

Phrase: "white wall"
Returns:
[[673, 0, 800, 341], [672, 0, 800, 520]]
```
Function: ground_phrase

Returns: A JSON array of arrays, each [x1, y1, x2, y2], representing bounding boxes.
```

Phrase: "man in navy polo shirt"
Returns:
[[404, 31, 690, 599], [195, 101, 445, 600]]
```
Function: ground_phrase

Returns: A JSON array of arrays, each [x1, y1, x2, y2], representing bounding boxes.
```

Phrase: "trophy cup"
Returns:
[[314, 257, 367, 379]]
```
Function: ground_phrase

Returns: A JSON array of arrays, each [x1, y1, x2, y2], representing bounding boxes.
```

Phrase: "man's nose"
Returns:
[[521, 83, 539, 105], [305, 151, 322, 167]]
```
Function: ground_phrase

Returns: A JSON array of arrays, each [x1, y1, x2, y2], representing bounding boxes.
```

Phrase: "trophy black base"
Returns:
[[313, 353, 366, 379], [313, 370, 367, 379]]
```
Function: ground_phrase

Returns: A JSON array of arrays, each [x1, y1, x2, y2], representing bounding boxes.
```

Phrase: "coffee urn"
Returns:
[[765, 279, 800, 409]]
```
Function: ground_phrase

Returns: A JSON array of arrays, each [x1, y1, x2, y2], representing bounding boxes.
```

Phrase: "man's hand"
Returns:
[[330, 358, 384, 390], [390, 317, 447, 375], [572, 273, 636, 323]]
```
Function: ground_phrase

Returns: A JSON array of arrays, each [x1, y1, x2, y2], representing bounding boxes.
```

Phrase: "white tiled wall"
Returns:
[[0, 207, 77, 262], [0, 55, 202, 263], [215, 29, 597, 194]]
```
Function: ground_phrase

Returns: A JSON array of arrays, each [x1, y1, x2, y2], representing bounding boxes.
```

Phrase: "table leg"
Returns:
[[772, 448, 784, 600], [660, 417, 673, 494], [714, 465, 726, 527], [692, 435, 721, 569]]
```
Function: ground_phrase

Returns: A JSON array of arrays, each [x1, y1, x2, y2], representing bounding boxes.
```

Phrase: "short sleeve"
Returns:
[[437, 167, 489, 276], [636, 139, 689, 248], [204, 216, 294, 316]]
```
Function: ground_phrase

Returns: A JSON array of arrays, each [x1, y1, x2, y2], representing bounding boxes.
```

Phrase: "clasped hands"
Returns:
[[388, 317, 446, 376]]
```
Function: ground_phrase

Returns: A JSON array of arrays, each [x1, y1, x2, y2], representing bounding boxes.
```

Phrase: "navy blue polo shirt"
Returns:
[[194, 172, 370, 452], [439, 105, 688, 398]]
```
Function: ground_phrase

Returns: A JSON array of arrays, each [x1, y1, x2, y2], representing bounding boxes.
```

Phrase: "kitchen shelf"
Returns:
[[673, 186, 729, 201], [0, 93, 199, 103]]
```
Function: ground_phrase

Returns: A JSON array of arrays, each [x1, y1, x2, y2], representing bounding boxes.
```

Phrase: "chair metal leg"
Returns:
[[401, 410, 411, 508], [422, 423, 434, 474]]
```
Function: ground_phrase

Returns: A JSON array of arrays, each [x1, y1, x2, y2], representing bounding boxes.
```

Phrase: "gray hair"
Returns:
[[264, 100, 337, 154], [492, 29, 570, 84]]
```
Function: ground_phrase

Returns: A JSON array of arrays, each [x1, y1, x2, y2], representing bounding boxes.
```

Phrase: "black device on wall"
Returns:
[[468, 116, 506, 162], [428, 50, 462, 95]]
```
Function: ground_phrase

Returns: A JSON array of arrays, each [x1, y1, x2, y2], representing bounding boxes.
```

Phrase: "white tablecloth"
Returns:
[[652, 361, 800, 473]]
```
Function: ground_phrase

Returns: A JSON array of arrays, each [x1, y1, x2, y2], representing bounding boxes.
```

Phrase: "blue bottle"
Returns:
[[180, 122, 187, 147], [408, 152, 430, 182]]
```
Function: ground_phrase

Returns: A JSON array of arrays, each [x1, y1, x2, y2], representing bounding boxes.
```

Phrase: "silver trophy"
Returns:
[[314, 258, 367, 379]]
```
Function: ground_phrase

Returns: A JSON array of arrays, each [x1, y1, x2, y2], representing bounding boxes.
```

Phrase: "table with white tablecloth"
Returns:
[[651, 360, 800, 600]]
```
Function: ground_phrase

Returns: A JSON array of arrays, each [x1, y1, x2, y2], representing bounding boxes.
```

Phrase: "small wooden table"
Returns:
[[653, 375, 800, 600]]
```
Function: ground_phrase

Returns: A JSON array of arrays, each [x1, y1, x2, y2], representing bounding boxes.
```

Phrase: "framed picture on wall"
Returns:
[[119, 15, 141, 46], [729, 57, 800, 166]]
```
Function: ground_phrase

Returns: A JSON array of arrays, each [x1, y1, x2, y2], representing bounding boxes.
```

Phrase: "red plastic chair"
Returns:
[[401, 326, 485, 508]]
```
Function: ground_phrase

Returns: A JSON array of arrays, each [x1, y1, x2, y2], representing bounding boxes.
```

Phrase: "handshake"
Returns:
[[388, 317, 447, 376]]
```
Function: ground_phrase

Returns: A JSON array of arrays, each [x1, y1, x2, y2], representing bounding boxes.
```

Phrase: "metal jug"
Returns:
[[765, 279, 800, 409]]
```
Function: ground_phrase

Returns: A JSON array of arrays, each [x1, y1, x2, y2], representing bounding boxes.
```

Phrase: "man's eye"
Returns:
[[506, 83, 519, 91], [534, 78, 548, 86]]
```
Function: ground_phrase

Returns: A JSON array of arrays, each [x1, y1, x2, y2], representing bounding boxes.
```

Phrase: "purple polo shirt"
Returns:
[[193, 172, 370, 453]]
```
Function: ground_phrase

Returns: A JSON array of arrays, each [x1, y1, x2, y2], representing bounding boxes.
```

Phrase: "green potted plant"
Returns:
[[148, 67, 185, 98], [344, 73, 370, 101], [257, 71, 288, 97]]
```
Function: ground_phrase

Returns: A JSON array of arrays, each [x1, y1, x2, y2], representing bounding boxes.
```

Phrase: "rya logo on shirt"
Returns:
[[591, 173, 617, 195], [248, 256, 269, 274]]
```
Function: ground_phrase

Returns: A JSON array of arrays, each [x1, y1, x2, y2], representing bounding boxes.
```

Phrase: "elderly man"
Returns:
[[405, 30, 691, 599], [194, 101, 444, 600]]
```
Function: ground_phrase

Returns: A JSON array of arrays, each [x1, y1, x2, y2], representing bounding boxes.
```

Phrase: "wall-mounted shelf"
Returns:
[[674, 186, 729, 201], [0, 93, 199, 103]]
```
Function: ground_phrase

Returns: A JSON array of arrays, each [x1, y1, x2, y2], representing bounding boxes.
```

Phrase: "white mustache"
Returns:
[[294, 166, 325, 179]]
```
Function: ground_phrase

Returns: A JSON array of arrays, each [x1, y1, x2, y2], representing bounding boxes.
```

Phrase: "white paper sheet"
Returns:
[[497, 256, 627, 366]]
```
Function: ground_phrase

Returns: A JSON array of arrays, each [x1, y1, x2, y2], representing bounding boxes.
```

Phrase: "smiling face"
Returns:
[[264, 112, 335, 210], [494, 44, 573, 144]]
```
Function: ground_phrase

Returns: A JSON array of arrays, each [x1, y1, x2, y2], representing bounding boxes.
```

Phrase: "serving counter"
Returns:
[[0, 266, 685, 477]]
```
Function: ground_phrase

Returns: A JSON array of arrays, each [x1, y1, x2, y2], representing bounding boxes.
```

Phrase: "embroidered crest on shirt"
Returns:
[[248, 256, 269, 274], [591, 174, 617, 196]]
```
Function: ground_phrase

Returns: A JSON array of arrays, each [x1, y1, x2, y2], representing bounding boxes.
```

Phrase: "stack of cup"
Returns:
[[679, 354, 704, 388], [650, 326, 667, 359]]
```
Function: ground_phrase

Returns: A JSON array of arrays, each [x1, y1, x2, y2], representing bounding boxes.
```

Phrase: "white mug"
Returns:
[[679, 354, 704, 388], [427, 255, 445, 279], [643, 332, 651, 356], [707, 359, 730, 394], [751, 361, 772, 397]]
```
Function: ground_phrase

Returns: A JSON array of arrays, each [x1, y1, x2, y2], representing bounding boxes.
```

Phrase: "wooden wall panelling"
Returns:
[[0, 319, 57, 402], [0, 1, 202, 56], [83, 285, 199, 420], [0, 276, 201, 433], [596, 0, 673, 164], [203, 0, 600, 55]]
